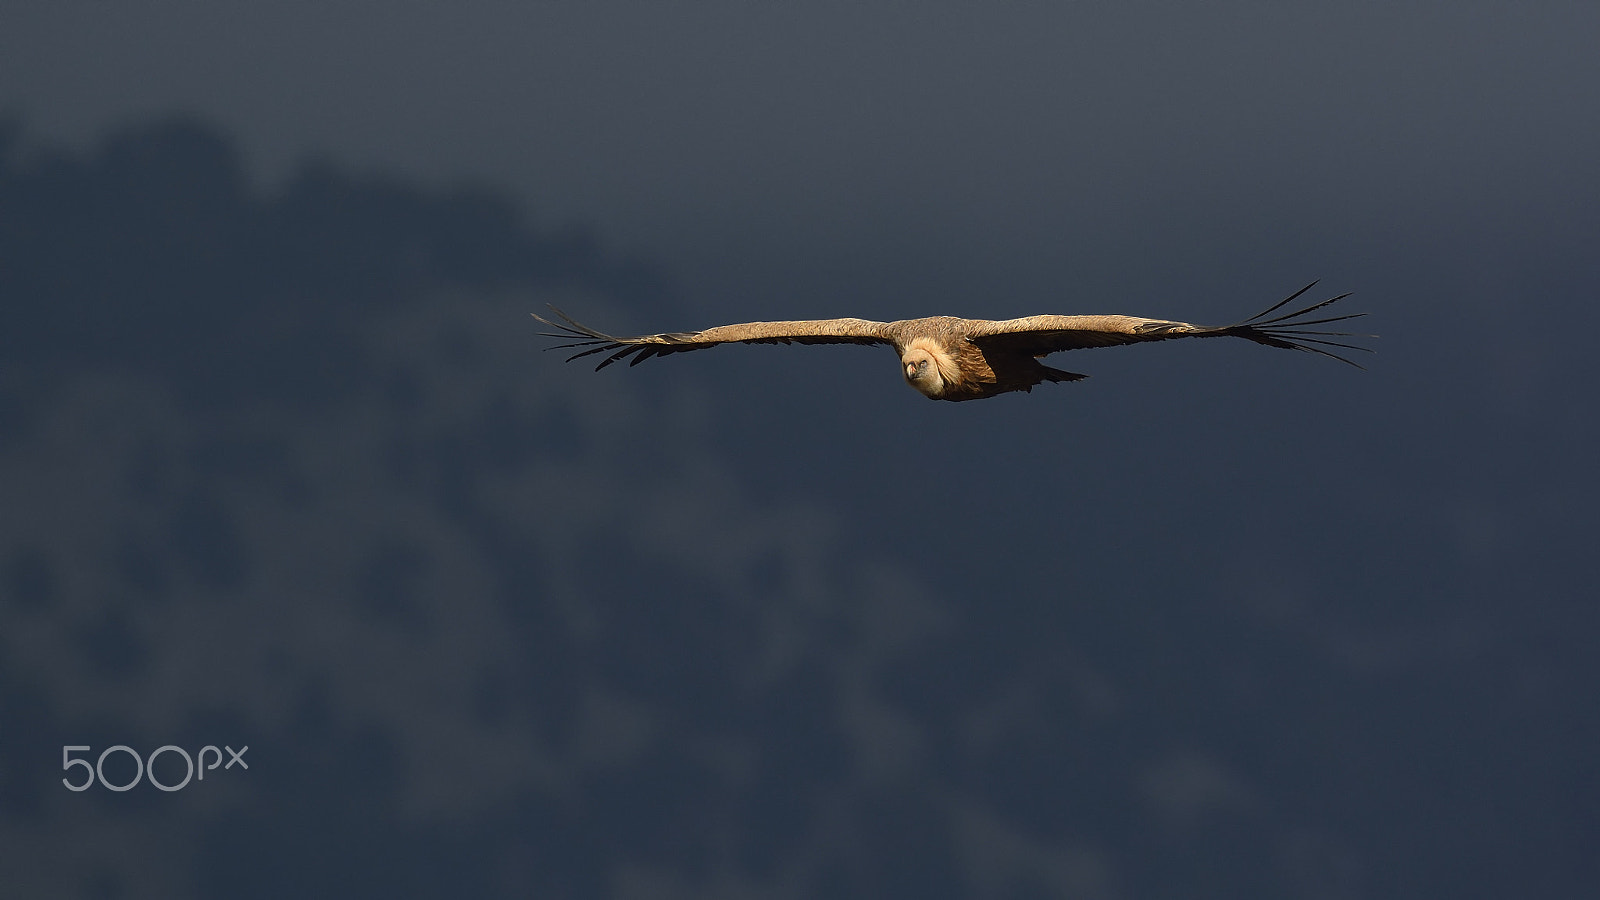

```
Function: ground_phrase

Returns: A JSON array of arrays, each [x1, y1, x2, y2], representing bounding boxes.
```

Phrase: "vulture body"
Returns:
[[533, 282, 1369, 402]]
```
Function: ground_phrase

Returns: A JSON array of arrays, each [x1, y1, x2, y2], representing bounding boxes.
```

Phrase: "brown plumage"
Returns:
[[532, 281, 1370, 402]]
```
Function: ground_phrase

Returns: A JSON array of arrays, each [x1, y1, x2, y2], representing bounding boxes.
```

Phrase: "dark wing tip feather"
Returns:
[[1228, 285, 1375, 368], [531, 305, 677, 370], [1240, 280, 1320, 325], [564, 344, 618, 364], [532, 305, 614, 340]]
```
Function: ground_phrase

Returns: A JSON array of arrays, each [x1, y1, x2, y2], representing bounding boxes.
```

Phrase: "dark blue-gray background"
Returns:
[[2, 3, 1597, 897]]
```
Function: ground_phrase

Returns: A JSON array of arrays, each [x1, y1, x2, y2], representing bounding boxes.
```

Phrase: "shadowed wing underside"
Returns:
[[969, 282, 1371, 366]]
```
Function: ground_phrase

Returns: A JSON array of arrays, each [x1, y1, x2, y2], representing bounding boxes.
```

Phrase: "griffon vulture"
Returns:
[[533, 282, 1369, 402]]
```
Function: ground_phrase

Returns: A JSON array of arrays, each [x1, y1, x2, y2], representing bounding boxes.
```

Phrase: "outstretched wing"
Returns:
[[968, 282, 1373, 367], [533, 307, 896, 369]]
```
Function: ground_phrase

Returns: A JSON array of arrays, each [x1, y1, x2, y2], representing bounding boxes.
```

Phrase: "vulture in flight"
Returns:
[[533, 282, 1369, 402]]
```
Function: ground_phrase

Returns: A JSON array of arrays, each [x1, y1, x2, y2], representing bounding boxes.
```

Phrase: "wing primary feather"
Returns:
[[1249, 335, 1369, 367], [1221, 286, 1374, 367], [1241, 280, 1320, 324], [1256, 312, 1367, 329], [1273, 334, 1373, 353], [531, 306, 671, 369], [543, 306, 612, 338], [1272, 337, 1373, 355], [564, 344, 619, 363], [595, 346, 642, 370], [1249, 321, 1376, 342], [1290, 343, 1369, 367], [1251, 291, 1354, 327]]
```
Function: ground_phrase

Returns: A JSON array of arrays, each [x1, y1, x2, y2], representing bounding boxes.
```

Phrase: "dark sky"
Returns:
[[9, 2, 1597, 307], [2, 4, 1598, 899]]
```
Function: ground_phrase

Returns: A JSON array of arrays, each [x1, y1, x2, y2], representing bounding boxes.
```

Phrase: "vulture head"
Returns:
[[901, 341, 954, 399]]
